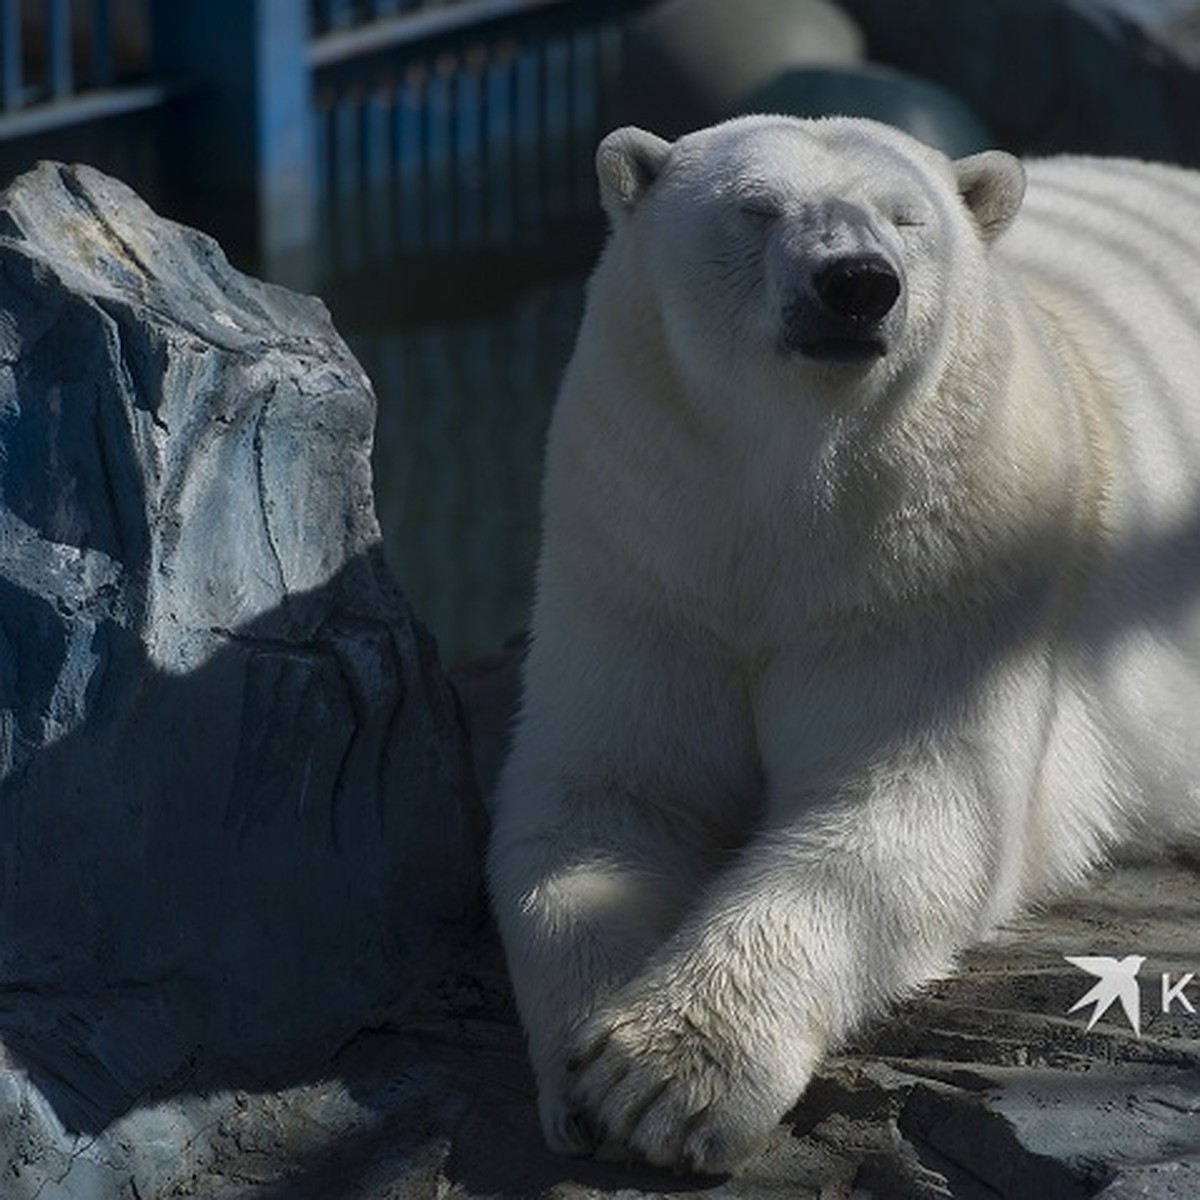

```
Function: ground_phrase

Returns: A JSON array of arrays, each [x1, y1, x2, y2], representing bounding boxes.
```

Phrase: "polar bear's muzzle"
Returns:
[[780, 249, 906, 365]]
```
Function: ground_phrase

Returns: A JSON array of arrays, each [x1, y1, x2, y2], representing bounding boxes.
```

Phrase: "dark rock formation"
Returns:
[[0, 161, 482, 1141]]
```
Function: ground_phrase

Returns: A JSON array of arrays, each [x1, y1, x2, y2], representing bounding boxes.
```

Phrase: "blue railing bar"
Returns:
[[310, 0, 567, 68], [92, 0, 115, 88], [372, 0, 402, 16], [46, 0, 74, 100], [1, 0, 22, 111], [0, 82, 179, 142]]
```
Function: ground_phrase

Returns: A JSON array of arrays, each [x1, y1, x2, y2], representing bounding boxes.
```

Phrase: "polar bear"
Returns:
[[487, 114, 1200, 1174]]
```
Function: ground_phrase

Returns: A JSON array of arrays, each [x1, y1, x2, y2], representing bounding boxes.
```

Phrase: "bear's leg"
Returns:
[[566, 745, 1008, 1174], [489, 769, 717, 1156], [489, 598, 760, 1158]]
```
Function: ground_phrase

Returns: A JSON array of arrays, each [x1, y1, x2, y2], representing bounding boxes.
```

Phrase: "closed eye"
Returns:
[[891, 209, 926, 229], [739, 194, 783, 222]]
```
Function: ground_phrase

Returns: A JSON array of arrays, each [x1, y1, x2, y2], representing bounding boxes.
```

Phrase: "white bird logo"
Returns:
[[1064, 955, 1146, 1036]]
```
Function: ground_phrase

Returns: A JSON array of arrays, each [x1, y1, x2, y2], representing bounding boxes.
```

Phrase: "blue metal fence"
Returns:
[[0, 0, 167, 140], [0, 0, 645, 282], [0, 0, 112, 111], [0, 2, 533, 120], [312, 12, 624, 273]]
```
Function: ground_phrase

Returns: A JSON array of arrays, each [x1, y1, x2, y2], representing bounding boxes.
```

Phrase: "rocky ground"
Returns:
[[6, 652, 1198, 1200], [130, 649, 1199, 1200], [226, 865, 1200, 1200]]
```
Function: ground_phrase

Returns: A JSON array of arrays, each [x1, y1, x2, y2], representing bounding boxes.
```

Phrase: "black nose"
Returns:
[[814, 255, 901, 323]]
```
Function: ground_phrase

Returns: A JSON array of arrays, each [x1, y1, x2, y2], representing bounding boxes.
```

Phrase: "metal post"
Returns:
[[92, 0, 114, 88], [152, 0, 316, 286], [0, 0, 22, 112], [46, 0, 74, 100]]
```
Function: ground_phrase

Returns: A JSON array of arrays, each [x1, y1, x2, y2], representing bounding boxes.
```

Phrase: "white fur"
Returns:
[[487, 115, 1200, 1174]]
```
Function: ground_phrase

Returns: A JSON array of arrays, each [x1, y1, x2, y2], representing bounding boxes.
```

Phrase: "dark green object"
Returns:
[[613, 0, 864, 138], [734, 63, 996, 157]]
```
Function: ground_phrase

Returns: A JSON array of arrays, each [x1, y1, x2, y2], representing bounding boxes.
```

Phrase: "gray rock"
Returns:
[[0, 158, 482, 1178], [1093, 1158, 1200, 1200]]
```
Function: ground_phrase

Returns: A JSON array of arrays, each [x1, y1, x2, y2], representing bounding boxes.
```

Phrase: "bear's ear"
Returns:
[[954, 150, 1026, 243], [596, 127, 672, 223]]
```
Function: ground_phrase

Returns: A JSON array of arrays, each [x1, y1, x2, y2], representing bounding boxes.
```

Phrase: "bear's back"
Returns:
[[998, 156, 1200, 544], [1003, 156, 1200, 312]]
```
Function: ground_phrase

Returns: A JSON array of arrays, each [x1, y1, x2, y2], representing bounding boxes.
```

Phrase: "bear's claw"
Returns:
[[565, 991, 788, 1174], [539, 1091, 595, 1157]]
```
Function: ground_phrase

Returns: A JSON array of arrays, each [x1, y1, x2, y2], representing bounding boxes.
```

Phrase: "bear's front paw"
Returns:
[[566, 986, 809, 1175]]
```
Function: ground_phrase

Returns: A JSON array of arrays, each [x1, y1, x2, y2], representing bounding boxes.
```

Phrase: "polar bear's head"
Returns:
[[594, 115, 1024, 409]]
